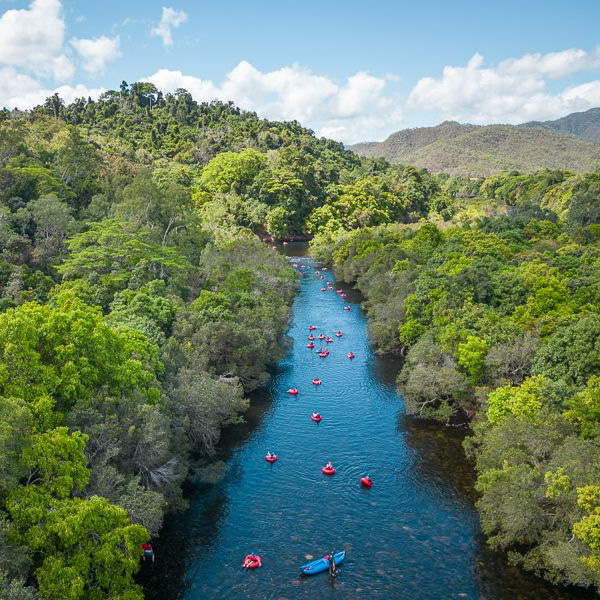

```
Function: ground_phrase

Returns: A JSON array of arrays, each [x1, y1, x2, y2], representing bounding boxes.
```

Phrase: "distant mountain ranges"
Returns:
[[349, 107, 600, 176]]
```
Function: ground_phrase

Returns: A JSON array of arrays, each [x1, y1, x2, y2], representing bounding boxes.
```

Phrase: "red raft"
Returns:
[[344, 306, 351, 311], [308, 325, 316, 331], [265, 454, 278, 463], [243, 554, 262, 569], [347, 352, 356, 359], [322, 463, 336, 476], [335, 331, 343, 337], [312, 379, 322, 385], [360, 476, 373, 488], [312, 413, 322, 422], [287, 388, 299, 395], [307, 342, 314, 349]]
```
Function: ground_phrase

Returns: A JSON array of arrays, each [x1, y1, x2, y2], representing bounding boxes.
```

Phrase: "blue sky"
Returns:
[[1, 0, 600, 142]]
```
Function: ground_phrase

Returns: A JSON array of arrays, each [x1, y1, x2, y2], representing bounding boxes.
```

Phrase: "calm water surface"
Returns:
[[142, 243, 593, 600]]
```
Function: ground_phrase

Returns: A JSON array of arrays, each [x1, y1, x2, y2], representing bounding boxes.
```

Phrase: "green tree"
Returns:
[[533, 316, 600, 389], [193, 148, 266, 202], [58, 220, 192, 294], [457, 335, 489, 384], [53, 127, 100, 209], [7, 428, 148, 600], [487, 375, 547, 425], [0, 290, 160, 413], [564, 376, 600, 439], [573, 486, 600, 573]]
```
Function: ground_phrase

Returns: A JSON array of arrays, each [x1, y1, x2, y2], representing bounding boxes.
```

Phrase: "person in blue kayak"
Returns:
[[328, 549, 336, 576]]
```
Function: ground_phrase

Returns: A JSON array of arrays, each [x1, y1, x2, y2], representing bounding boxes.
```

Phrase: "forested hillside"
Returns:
[[521, 107, 600, 144], [1, 80, 600, 598], [350, 120, 600, 176]]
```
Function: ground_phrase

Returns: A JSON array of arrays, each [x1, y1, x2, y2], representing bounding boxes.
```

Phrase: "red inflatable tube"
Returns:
[[243, 554, 262, 569], [344, 306, 351, 311], [308, 335, 315, 340], [321, 288, 326, 292], [337, 289, 343, 294], [325, 337, 333, 343], [287, 388, 298, 395], [318, 333, 325, 340], [312, 414, 322, 422], [308, 325, 316, 331], [335, 331, 343, 337], [312, 379, 322, 385], [318, 352, 328, 358], [360, 476, 373, 488], [265, 455, 278, 463], [347, 352, 356, 359], [307, 342, 314, 349], [322, 465, 336, 475]]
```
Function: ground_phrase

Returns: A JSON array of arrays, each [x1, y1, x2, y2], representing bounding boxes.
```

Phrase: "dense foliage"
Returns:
[[0, 85, 301, 599], [310, 173, 600, 590], [1, 84, 457, 239]]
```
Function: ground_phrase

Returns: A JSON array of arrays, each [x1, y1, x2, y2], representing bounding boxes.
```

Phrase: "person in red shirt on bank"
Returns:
[[141, 543, 155, 562]]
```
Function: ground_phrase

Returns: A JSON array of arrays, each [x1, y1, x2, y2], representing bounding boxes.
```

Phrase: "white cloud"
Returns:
[[0, 0, 73, 80], [408, 47, 600, 124], [497, 47, 600, 80], [151, 6, 188, 47], [71, 35, 121, 75], [145, 62, 402, 143], [0, 66, 103, 109]]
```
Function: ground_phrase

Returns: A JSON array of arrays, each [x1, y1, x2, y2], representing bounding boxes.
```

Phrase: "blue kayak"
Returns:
[[300, 551, 345, 575]]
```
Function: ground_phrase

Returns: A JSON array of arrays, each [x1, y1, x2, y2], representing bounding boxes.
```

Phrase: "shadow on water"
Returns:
[[141, 243, 596, 600]]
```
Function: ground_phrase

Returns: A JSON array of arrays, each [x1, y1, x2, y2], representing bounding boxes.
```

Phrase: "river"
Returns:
[[142, 243, 593, 599]]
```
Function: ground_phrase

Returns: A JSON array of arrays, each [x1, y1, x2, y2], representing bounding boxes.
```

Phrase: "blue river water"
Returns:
[[142, 244, 593, 600]]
